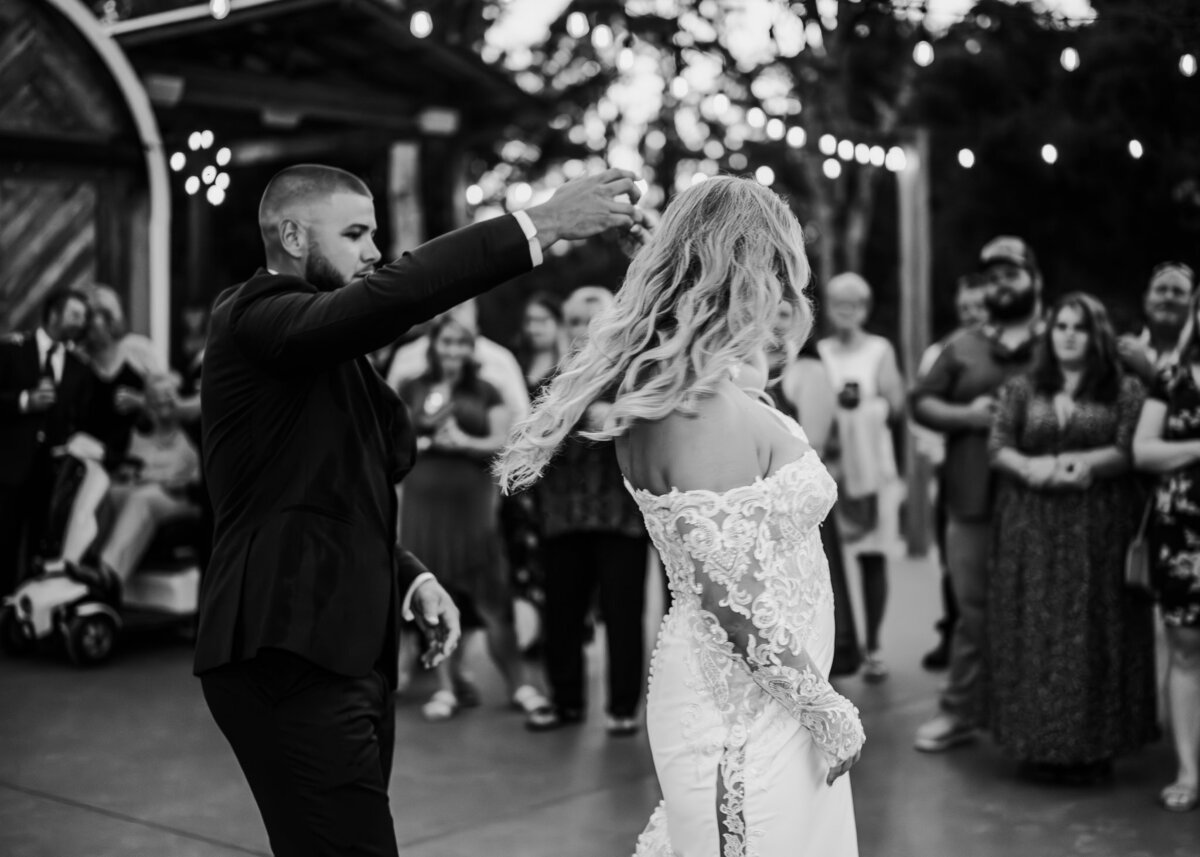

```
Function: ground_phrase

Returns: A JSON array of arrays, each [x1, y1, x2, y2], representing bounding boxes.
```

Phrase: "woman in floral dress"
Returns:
[[989, 292, 1156, 783], [1134, 285, 1200, 812]]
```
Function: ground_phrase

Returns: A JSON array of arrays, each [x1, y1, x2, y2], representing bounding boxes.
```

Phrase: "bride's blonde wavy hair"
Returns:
[[496, 175, 813, 493]]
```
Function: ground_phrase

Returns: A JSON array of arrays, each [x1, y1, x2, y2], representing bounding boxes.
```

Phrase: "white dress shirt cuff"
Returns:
[[511, 210, 543, 268], [401, 571, 436, 621]]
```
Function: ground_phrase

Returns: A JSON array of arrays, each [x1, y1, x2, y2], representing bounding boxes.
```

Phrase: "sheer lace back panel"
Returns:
[[625, 406, 836, 628]]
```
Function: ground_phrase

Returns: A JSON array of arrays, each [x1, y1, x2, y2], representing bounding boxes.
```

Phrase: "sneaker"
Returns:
[[913, 712, 976, 753], [525, 705, 584, 732], [861, 653, 889, 684], [605, 715, 640, 737]]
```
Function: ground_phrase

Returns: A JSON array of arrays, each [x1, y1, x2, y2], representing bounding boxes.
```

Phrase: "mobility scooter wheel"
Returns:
[[65, 613, 117, 666], [0, 606, 34, 656]]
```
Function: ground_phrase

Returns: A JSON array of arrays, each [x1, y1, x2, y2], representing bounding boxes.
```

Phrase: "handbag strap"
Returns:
[[1136, 496, 1154, 539]]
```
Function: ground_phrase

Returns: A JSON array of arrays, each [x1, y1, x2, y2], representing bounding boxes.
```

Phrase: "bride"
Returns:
[[497, 176, 862, 856]]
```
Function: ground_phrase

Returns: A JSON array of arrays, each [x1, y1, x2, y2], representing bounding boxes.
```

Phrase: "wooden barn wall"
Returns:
[[0, 0, 141, 334]]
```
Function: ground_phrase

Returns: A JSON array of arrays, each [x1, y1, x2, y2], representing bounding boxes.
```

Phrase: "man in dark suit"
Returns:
[[0, 289, 102, 596], [197, 164, 645, 856]]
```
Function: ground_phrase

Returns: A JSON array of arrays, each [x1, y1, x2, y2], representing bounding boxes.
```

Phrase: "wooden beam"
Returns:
[[0, 132, 141, 167], [899, 128, 933, 558], [108, 0, 333, 47], [140, 64, 420, 130]]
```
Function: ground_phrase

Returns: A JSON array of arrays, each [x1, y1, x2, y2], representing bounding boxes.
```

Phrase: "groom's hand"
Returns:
[[411, 578, 461, 668], [525, 169, 649, 249]]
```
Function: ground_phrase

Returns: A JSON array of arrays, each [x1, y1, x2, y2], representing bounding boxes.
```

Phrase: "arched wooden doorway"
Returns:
[[0, 0, 169, 358]]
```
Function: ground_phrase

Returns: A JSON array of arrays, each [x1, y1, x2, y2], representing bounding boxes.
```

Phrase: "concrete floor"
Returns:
[[1, 554, 1197, 857]]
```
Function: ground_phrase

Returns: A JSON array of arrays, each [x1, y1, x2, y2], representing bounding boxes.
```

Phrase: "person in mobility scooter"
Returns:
[[1, 375, 203, 665]]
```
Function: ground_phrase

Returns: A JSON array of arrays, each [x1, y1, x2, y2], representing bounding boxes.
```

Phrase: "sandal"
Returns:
[[1159, 782, 1199, 813], [511, 684, 551, 715], [421, 690, 459, 722]]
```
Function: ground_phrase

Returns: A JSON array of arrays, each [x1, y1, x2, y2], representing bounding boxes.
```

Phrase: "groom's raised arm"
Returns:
[[231, 215, 532, 372]]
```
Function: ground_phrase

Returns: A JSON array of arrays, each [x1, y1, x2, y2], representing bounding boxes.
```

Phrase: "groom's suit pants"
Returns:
[[201, 648, 398, 857]]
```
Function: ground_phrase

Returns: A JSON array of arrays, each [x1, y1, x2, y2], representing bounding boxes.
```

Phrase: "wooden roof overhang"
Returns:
[[106, 0, 545, 152]]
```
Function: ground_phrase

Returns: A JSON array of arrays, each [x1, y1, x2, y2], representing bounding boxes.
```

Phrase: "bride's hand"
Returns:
[[827, 749, 861, 786]]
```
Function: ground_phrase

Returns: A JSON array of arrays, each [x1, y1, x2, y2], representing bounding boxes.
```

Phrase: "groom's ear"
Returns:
[[278, 218, 307, 259]]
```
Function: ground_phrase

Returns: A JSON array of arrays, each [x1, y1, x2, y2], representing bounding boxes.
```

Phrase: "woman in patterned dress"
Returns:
[[1134, 285, 1200, 812], [988, 292, 1156, 783]]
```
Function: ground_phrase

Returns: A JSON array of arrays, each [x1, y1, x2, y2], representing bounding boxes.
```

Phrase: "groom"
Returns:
[[196, 163, 645, 856]]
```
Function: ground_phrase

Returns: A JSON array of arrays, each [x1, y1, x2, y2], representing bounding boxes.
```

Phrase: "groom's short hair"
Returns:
[[258, 164, 372, 242]]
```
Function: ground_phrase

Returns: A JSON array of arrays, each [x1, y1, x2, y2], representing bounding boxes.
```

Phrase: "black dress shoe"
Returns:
[[525, 705, 585, 732], [921, 637, 951, 671]]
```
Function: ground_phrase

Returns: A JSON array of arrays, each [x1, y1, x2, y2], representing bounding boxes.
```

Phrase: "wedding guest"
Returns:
[[989, 292, 1156, 782], [1119, 262, 1195, 383], [917, 273, 990, 670], [1133, 285, 1200, 812], [0, 289, 102, 594], [910, 236, 1043, 752], [771, 302, 862, 676], [387, 298, 530, 421], [38, 284, 170, 574], [96, 375, 202, 586], [505, 292, 566, 649], [515, 291, 564, 400], [526, 286, 650, 736], [817, 272, 905, 682], [398, 315, 548, 721]]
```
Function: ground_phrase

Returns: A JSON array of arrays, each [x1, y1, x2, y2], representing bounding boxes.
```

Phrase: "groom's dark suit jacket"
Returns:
[[195, 217, 532, 684]]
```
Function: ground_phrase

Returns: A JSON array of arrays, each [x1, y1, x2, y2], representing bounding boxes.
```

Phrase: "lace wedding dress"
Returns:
[[627, 405, 862, 857]]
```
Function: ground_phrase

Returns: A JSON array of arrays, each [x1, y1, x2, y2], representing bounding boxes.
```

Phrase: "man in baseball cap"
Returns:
[[909, 235, 1043, 752]]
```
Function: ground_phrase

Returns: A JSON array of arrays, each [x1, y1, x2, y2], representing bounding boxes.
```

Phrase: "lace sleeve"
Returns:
[[672, 497, 865, 767]]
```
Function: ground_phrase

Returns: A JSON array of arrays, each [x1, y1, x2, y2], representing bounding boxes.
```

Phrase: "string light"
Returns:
[[766, 118, 786, 140], [1041, 144, 1058, 164], [958, 148, 975, 168], [410, 11, 432, 38], [786, 127, 806, 148], [591, 24, 613, 49], [1060, 47, 1080, 71], [885, 147, 907, 172], [747, 107, 766, 129], [837, 139, 854, 161], [671, 77, 689, 99], [209, 0, 230, 20], [566, 11, 590, 39], [854, 143, 871, 165], [1128, 139, 1144, 159], [1182, 54, 1198, 77], [913, 41, 934, 67], [755, 166, 775, 186], [206, 186, 226, 206], [818, 134, 837, 156], [215, 147, 232, 167], [465, 184, 484, 205], [823, 159, 842, 179], [184, 176, 200, 195], [869, 146, 885, 167], [169, 152, 186, 172]]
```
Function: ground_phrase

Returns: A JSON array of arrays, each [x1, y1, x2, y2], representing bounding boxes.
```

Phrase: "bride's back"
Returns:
[[615, 378, 811, 497]]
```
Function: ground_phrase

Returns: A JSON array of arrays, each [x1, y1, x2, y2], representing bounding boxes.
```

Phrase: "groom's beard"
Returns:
[[305, 250, 348, 292]]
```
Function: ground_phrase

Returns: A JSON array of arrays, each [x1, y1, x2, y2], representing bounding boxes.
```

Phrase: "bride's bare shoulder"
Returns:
[[617, 385, 763, 496]]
